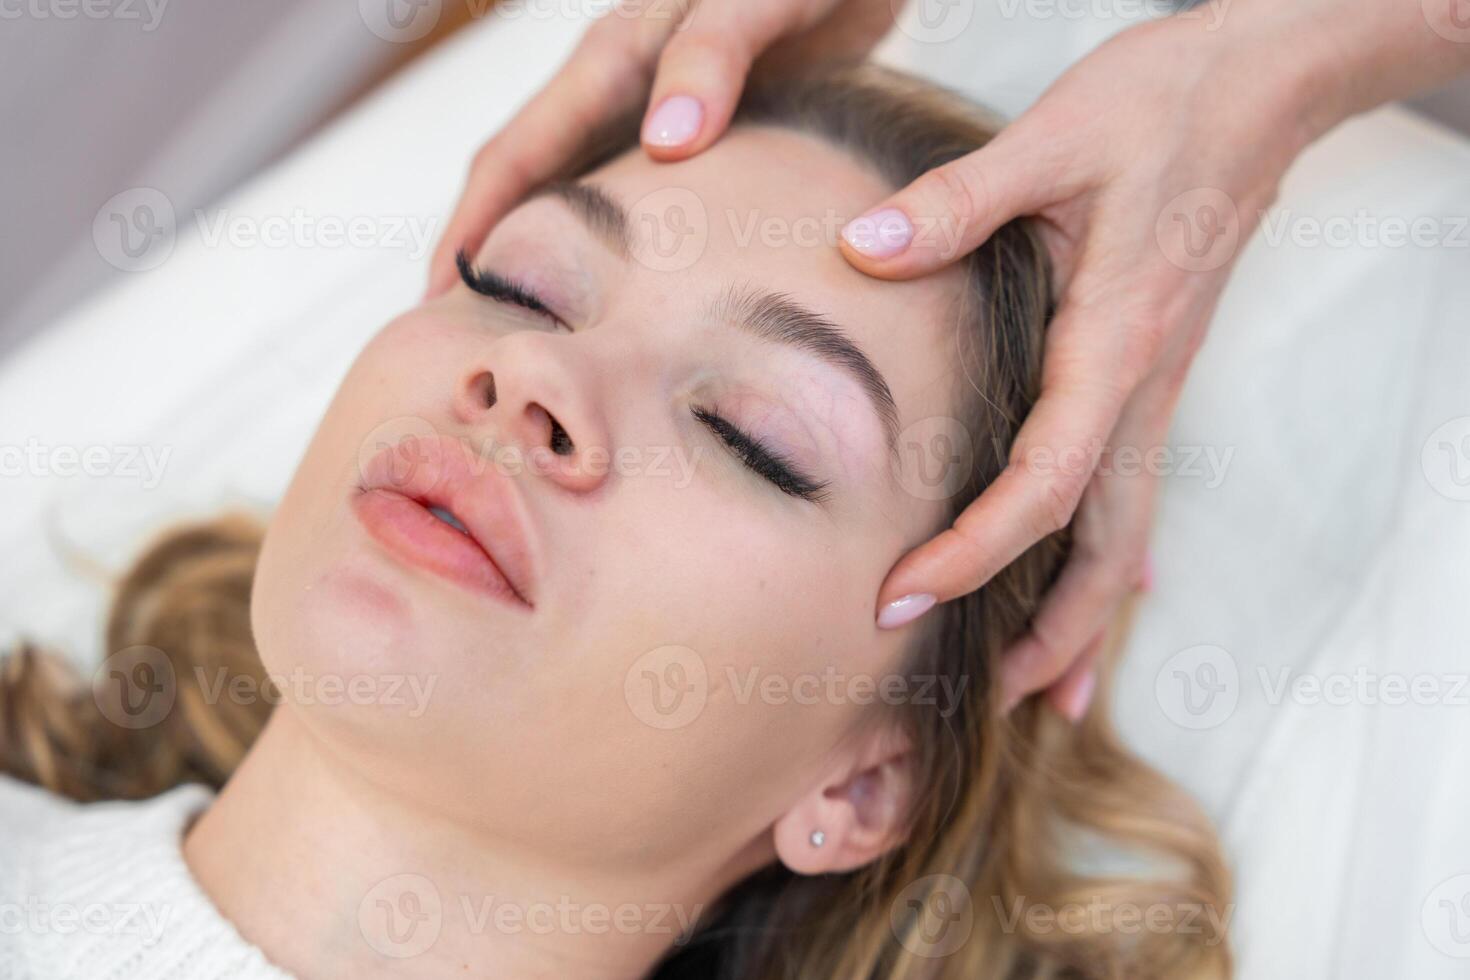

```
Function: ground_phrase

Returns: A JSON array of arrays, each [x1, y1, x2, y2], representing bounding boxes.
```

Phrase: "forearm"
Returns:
[[1221, 0, 1470, 145], [1326, 0, 1470, 111]]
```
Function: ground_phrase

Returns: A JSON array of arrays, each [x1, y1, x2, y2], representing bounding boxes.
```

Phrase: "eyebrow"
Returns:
[[529, 181, 632, 259], [534, 180, 900, 454], [703, 286, 900, 453]]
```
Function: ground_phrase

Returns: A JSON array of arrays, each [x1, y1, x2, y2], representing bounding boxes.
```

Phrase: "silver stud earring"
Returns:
[[810, 830, 826, 848]]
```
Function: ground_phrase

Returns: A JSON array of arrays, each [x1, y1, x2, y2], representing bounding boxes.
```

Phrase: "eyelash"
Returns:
[[456, 250, 568, 331], [692, 406, 830, 503], [457, 251, 828, 504]]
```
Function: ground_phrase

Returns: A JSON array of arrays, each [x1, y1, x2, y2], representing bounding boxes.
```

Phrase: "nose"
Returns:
[[452, 333, 611, 495]]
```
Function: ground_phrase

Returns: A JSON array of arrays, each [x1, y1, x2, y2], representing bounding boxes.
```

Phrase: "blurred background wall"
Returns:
[[2, 0, 1467, 360], [0, 0, 480, 359]]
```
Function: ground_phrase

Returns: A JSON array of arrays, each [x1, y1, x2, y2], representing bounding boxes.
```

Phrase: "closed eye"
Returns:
[[456, 250, 568, 331], [693, 406, 830, 503]]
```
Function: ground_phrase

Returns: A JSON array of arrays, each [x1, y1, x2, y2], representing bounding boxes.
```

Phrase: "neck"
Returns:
[[183, 709, 720, 979]]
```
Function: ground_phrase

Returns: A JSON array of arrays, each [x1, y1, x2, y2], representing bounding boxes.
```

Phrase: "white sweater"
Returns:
[[0, 774, 293, 980]]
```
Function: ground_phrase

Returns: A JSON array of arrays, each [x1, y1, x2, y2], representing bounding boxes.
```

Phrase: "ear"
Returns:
[[772, 722, 915, 875]]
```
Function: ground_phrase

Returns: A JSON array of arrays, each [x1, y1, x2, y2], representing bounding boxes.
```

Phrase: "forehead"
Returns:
[[583, 125, 969, 439]]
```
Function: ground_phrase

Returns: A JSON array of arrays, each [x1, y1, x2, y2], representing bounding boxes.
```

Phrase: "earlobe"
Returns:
[[772, 727, 915, 876]]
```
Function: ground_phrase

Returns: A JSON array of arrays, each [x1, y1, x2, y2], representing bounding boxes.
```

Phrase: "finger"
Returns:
[[876, 307, 1135, 619], [838, 126, 1072, 279], [641, 0, 841, 159], [756, 0, 895, 70], [998, 513, 1145, 711], [999, 378, 1174, 707], [426, 15, 671, 298], [1041, 631, 1104, 722]]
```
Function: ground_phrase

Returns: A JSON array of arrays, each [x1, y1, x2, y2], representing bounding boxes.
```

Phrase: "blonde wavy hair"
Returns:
[[1, 64, 1230, 980]]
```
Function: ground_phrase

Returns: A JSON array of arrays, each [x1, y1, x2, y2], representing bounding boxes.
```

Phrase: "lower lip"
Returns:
[[351, 489, 527, 608]]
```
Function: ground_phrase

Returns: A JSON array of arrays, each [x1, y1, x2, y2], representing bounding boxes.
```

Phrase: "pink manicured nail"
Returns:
[[1138, 552, 1154, 593], [876, 593, 936, 630], [643, 95, 703, 147], [841, 208, 914, 258], [1059, 668, 1097, 723]]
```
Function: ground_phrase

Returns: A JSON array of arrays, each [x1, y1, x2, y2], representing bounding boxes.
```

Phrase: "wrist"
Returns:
[[1209, 0, 1356, 156], [1215, 0, 1470, 150]]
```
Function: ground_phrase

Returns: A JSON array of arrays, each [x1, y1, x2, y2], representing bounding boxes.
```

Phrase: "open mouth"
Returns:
[[427, 505, 471, 535], [353, 489, 532, 608], [351, 435, 537, 610]]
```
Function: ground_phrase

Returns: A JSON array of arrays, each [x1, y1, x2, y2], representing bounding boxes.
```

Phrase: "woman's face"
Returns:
[[252, 125, 968, 878]]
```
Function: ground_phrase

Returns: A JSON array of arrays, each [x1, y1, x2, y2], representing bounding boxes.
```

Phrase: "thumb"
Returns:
[[838, 129, 1061, 280]]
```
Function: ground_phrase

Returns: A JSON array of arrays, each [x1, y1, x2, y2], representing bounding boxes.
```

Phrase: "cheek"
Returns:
[[285, 312, 473, 515], [354, 312, 463, 390], [549, 480, 889, 781], [249, 313, 470, 691]]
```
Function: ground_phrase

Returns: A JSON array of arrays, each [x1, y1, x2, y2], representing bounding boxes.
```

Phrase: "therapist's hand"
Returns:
[[425, 0, 895, 298], [852, 13, 1334, 719], [852, 0, 1470, 717]]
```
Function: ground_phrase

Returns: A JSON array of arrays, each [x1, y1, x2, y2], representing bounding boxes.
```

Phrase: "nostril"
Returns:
[[464, 371, 499, 411], [548, 416, 574, 456]]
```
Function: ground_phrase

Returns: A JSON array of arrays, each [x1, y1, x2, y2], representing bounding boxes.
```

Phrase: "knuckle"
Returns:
[[567, 37, 627, 91], [1130, 315, 1169, 367], [1122, 295, 1177, 366], [581, 10, 636, 49], [465, 142, 539, 215], [495, 144, 538, 193], [664, 29, 748, 81], [469, 137, 501, 176], [567, 18, 652, 93], [625, 6, 681, 62], [1037, 472, 1086, 535], [1048, 348, 1130, 409], [1107, 353, 1150, 397], [920, 163, 984, 237], [737, 0, 803, 44]]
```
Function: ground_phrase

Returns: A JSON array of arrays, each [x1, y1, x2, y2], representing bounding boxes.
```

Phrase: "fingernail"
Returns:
[[1138, 552, 1154, 594], [876, 592, 936, 630], [643, 95, 703, 147], [841, 207, 914, 259], [1060, 668, 1097, 723]]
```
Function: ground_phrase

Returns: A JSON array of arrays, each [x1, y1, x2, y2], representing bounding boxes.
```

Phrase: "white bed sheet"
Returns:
[[3, 5, 1469, 977]]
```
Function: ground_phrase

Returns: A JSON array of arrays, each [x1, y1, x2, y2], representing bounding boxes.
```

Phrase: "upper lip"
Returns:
[[358, 433, 538, 606]]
